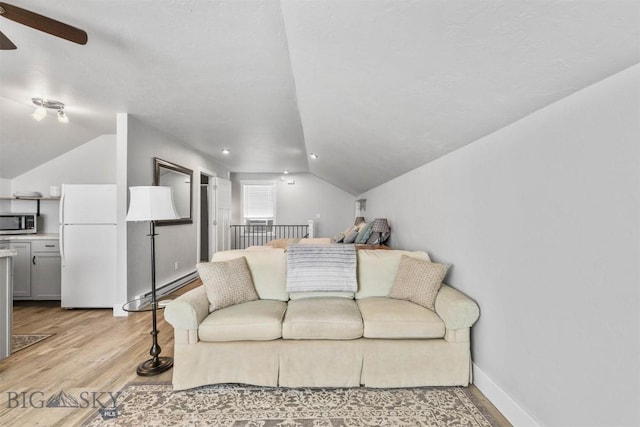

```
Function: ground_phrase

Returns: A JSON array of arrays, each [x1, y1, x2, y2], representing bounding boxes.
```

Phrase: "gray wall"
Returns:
[[126, 117, 230, 299], [231, 173, 355, 238], [359, 65, 639, 426]]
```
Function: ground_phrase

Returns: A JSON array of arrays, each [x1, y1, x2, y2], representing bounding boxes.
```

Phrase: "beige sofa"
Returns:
[[165, 248, 480, 390]]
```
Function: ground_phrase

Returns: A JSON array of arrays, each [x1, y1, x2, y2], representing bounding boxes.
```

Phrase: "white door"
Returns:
[[207, 179, 215, 259], [214, 177, 231, 252]]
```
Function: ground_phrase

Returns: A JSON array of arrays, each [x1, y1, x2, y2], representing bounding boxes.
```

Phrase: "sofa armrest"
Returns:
[[164, 285, 209, 344], [434, 284, 480, 330]]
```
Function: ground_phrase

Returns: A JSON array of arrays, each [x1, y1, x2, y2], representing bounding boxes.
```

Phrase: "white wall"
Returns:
[[9, 135, 117, 233], [0, 179, 11, 212], [126, 116, 230, 299], [0, 179, 11, 197], [115, 114, 129, 316], [359, 65, 639, 427], [231, 172, 355, 237]]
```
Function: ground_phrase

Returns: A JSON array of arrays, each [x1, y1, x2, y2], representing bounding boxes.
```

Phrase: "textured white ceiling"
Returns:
[[1, 1, 638, 195], [281, 0, 640, 193]]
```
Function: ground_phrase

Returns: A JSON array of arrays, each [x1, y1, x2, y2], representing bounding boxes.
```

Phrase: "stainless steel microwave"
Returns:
[[0, 213, 38, 235]]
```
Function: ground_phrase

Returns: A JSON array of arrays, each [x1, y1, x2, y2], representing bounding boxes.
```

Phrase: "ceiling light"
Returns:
[[32, 106, 46, 121], [283, 170, 289, 174], [221, 148, 231, 155], [31, 98, 68, 123], [310, 153, 319, 160], [57, 109, 69, 124]]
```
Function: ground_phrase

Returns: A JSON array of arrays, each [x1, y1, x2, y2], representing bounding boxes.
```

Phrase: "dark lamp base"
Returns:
[[136, 357, 173, 376]]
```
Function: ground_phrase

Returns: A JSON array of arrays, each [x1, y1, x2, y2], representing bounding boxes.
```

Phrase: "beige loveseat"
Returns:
[[164, 248, 480, 390]]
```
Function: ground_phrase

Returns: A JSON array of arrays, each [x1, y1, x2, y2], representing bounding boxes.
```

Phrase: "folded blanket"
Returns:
[[286, 244, 357, 292]]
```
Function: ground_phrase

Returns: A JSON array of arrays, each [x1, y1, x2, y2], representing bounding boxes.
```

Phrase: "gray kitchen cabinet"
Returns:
[[9, 242, 31, 298], [30, 240, 61, 300], [8, 240, 61, 301]]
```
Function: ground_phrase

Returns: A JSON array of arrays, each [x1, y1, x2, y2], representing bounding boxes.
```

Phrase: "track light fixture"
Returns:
[[32, 105, 46, 121], [31, 98, 69, 123], [57, 109, 68, 123]]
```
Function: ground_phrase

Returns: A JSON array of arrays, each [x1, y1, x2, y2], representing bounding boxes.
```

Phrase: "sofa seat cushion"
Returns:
[[357, 298, 445, 339], [199, 300, 287, 342], [282, 298, 363, 340]]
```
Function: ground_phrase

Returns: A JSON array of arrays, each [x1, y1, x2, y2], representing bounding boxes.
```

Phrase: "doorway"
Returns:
[[199, 174, 210, 262], [198, 172, 232, 262]]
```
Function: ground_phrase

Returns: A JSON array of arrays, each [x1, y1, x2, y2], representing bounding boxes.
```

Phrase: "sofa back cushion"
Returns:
[[355, 250, 431, 299], [211, 249, 288, 301], [289, 291, 354, 300]]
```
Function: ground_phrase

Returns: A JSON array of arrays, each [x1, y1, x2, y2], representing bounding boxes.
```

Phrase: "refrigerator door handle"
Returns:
[[60, 225, 65, 267], [59, 189, 65, 224]]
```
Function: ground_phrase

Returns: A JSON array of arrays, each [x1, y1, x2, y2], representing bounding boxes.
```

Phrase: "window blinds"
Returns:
[[243, 183, 275, 219]]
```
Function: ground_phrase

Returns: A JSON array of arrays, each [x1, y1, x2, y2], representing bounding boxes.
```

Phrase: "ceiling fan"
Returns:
[[0, 2, 87, 50]]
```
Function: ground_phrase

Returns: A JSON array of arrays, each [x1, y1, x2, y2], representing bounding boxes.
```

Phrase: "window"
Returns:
[[241, 181, 276, 232]]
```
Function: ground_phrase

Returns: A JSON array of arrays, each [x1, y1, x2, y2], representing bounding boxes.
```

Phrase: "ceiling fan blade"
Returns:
[[0, 2, 87, 45], [0, 30, 17, 49]]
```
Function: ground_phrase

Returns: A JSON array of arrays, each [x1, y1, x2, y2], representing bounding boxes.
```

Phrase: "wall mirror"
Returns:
[[153, 157, 193, 225]]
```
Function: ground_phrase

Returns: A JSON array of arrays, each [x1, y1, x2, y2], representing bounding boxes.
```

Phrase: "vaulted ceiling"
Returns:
[[1, 1, 638, 195]]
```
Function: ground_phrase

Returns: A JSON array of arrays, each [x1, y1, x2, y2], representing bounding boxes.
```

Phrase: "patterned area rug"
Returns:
[[11, 334, 53, 353], [82, 383, 502, 426]]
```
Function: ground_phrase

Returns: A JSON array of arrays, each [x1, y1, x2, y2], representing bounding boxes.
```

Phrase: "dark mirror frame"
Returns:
[[153, 157, 193, 226]]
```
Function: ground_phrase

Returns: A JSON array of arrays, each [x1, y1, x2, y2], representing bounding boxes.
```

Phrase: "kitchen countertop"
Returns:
[[0, 234, 59, 241], [0, 249, 17, 257]]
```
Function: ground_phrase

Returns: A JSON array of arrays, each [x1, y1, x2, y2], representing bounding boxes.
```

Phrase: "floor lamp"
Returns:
[[126, 186, 179, 376]]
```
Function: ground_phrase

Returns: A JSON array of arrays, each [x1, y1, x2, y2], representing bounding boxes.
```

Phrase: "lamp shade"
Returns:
[[370, 218, 390, 233], [126, 186, 179, 222]]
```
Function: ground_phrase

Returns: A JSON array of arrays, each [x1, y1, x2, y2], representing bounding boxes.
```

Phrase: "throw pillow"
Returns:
[[355, 222, 373, 244], [197, 257, 259, 312], [368, 229, 391, 244], [343, 225, 357, 235], [388, 255, 449, 310], [365, 231, 380, 245], [332, 231, 345, 243], [343, 228, 359, 243]]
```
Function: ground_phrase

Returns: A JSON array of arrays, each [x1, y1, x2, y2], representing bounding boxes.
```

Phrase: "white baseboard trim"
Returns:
[[156, 271, 198, 298], [112, 303, 128, 317], [473, 363, 540, 427], [124, 271, 199, 313]]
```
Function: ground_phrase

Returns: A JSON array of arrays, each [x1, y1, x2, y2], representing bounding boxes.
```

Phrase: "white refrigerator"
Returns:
[[60, 184, 117, 308]]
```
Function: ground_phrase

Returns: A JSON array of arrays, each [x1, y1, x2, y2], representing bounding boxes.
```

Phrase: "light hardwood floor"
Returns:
[[0, 282, 199, 426], [0, 280, 511, 426]]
